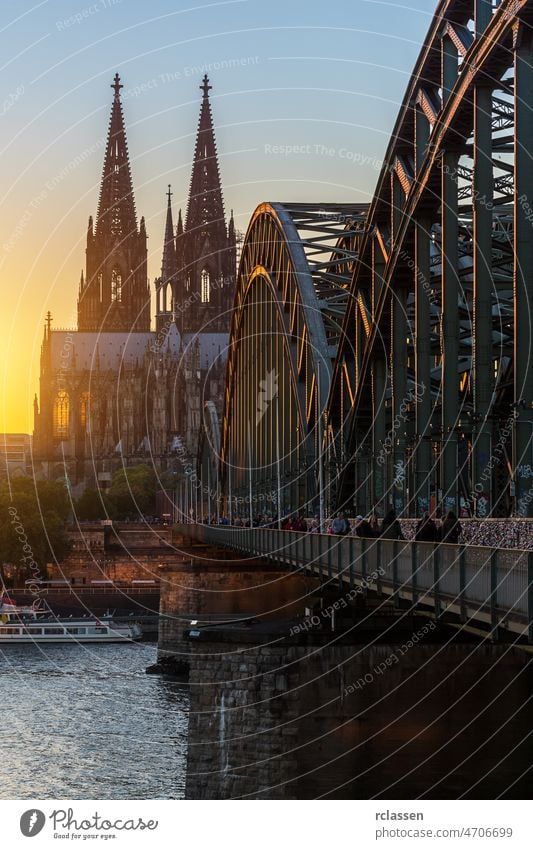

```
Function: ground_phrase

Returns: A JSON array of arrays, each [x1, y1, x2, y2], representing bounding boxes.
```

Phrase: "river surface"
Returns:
[[0, 642, 189, 799]]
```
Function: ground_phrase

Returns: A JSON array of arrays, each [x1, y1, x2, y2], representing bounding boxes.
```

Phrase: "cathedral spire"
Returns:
[[185, 75, 225, 234], [161, 185, 176, 281], [228, 209, 236, 243], [96, 73, 137, 239]]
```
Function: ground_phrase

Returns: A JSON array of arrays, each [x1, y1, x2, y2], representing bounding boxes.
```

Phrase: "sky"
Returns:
[[0, 0, 433, 432]]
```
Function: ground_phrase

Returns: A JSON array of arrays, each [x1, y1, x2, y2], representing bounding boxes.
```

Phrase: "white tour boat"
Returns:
[[0, 596, 143, 644]]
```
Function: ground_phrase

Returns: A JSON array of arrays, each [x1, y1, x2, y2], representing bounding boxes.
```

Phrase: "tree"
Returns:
[[106, 464, 157, 519], [0, 477, 71, 583], [74, 488, 108, 521]]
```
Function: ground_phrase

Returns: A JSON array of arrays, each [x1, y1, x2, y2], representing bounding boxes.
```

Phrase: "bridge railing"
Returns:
[[178, 524, 533, 642]]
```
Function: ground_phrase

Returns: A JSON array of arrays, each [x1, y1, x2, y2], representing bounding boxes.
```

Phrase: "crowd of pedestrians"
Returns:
[[195, 508, 462, 543], [321, 509, 462, 543], [191, 509, 533, 548]]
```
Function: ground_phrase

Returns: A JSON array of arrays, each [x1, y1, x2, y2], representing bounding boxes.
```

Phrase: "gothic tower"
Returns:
[[176, 75, 236, 333], [78, 74, 150, 332]]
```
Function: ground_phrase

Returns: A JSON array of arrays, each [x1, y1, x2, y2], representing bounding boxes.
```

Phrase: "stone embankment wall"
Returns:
[[45, 522, 178, 585], [186, 637, 532, 799]]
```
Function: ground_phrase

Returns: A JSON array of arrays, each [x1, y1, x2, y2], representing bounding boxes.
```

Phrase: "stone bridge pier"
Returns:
[[155, 540, 320, 673], [184, 623, 533, 799]]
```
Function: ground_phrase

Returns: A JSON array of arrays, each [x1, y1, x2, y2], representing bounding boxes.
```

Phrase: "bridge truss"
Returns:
[[199, 0, 533, 521], [205, 202, 367, 518], [329, 0, 533, 519]]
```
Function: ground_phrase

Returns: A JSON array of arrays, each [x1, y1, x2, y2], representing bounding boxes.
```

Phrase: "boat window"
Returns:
[[67, 628, 84, 634], [44, 628, 64, 634], [0, 627, 18, 634], [26, 628, 43, 634]]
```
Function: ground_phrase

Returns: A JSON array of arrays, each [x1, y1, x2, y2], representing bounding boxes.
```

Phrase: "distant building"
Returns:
[[33, 74, 236, 488], [0, 434, 32, 477]]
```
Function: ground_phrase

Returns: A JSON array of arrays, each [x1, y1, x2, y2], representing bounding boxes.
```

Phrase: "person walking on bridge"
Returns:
[[331, 513, 350, 535], [380, 509, 404, 540], [415, 513, 437, 542], [440, 510, 462, 544]]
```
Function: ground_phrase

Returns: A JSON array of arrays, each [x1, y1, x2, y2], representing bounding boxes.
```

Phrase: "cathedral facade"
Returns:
[[33, 74, 236, 489]]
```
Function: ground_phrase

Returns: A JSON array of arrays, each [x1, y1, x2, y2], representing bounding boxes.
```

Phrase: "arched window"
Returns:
[[97, 272, 103, 302], [79, 392, 90, 429], [201, 269, 210, 303], [111, 268, 122, 302], [53, 391, 70, 440]]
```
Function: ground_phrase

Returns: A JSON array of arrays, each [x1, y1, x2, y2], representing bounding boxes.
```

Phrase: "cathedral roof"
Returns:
[[47, 329, 226, 371], [49, 331, 158, 371], [182, 332, 229, 370]]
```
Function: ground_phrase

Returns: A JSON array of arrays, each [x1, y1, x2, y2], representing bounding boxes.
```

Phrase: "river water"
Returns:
[[0, 643, 189, 799]]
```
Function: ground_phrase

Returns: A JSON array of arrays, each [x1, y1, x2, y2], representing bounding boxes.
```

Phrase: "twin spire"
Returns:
[[92, 73, 233, 319], [97, 70, 227, 247], [185, 74, 225, 235], [96, 73, 137, 239]]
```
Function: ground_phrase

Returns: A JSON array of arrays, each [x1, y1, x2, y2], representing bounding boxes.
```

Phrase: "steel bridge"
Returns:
[[181, 524, 533, 643], [196, 0, 533, 523]]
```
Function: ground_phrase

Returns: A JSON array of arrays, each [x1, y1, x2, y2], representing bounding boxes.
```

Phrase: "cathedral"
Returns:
[[33, 73, 236, 489]]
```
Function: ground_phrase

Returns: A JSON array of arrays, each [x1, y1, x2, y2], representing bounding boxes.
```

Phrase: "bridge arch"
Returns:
[[329, 0, 532, 519], [197, 0, 533, 523], [215, 202, 367, 520]]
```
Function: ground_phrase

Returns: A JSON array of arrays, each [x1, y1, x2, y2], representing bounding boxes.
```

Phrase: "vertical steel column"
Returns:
[[475, 0, 491, 37], [527, 551, 533, 645], [259, 286, 265, 506], [392, 288, 408, 514], [441, 146, 460, 513], [372, 241, 385, 319], [236, 336, 241, 508], [514, 29, 533, 517], [440, 35, 459, 512], [391, 172, 403, 246], [355, 444, 368, 516], [415, 105, 429, 176], [441, 33, 457, 107], [473, 83, 494, 516], [414, 106, 431, 517], [415, 219, 432, 515], [372, 355, 387, 511]]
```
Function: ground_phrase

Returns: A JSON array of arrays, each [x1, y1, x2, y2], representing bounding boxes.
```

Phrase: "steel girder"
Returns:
[[217, 202, 367, 517], [331, 0, 533, 519], [196, 400, 222, 520]]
